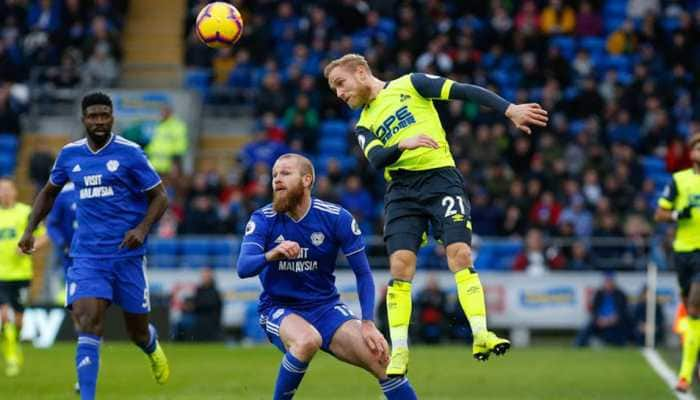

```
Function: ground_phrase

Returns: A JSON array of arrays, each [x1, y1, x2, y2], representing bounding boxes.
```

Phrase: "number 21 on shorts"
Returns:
[[442, 195, 466, 217]]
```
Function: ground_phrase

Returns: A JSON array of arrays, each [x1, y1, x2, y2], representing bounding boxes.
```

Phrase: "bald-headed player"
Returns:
[[655, 133, 700, 392], [237, 154, 418, 399], [325, 54, 549, 375], [0, 178, 48, 376]]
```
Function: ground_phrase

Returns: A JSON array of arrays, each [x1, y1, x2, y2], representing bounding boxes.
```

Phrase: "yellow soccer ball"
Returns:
[[195, 2, 244, 48]]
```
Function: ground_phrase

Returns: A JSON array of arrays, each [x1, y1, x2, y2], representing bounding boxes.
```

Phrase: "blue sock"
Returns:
[[137, 324, 158, 355], [380, 377, 418, 400], [273, 352, 308, 400], [76, 334, 101, 400]]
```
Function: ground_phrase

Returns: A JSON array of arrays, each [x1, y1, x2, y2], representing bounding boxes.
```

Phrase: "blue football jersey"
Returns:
[[49, 134, 161, 258], [241, 198, 365, 308]]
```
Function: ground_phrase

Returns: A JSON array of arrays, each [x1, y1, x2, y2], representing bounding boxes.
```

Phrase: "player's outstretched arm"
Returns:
[[18, 182, 62, 254], [120, 183, 168, 249], [410, 73, 548, 134]]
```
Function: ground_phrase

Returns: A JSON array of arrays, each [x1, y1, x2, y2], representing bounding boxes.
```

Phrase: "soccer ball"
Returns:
[[195, 2, 244, 48]]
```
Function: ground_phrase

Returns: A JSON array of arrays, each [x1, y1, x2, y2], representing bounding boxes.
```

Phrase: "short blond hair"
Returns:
[[323, 54, 371, 79]]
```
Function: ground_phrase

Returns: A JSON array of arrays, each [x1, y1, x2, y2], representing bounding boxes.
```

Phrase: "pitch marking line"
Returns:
[[642, 348, 697, 400]]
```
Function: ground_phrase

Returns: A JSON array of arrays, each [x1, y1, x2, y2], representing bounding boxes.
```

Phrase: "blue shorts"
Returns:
[[66, 256, 150, 314], [259, 302, 357, 353]]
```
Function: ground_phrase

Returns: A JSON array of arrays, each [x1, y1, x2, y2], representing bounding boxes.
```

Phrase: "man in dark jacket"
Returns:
[[575, 272, 631, 346], [193, 267, 223, 341]]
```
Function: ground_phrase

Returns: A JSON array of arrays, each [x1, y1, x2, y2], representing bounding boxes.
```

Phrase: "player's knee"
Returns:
[[446, 243, 472, 269], [291, 332, 322, 359], [389, 251, 416, 281], [74, 311, 103, 335]]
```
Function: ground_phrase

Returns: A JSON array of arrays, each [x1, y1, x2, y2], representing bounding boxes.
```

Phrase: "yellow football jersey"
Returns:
[[658, 168, 700, 252], [355, 74, 455, 180], [0, 203, 45, 281]]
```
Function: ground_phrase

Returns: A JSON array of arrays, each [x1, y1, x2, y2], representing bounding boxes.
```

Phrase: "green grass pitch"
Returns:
[[0, 343, 677, 399]]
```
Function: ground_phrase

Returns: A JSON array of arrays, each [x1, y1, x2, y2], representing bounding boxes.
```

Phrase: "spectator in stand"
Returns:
[[192, 267, 223, 341], [667, 136, 692, 172], [568, 241, 597, 270], [178, 195, 222, 235], [529, 191, 562, 232], [313, 176, 340, 204], [575, 272, 631, 347], [239, 129, 290, 173], [340, 174, 374, 230], [575, 1, 601, 37], [0, 83, 20, 135], [83, 15, 121, 62], [540, 0, 576, 35], [146, 105, 189, 174], [559, 196, 593, 237], [471, 189, 502, 237], [28, 144, 54, 193], [512, 228, 566, 275], [415, 275, 447, 344], [83, 45, 118, 87], [607, 19, 637, 55], [27, 0, 61, 33]]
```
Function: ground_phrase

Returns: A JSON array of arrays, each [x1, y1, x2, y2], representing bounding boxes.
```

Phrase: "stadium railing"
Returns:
[[146, 235, 669, 272]]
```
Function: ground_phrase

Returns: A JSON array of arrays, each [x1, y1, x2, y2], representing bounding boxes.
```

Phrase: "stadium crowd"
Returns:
[[3, 0, 700, 271], [180, 0, 700, 271], [0, 0, 127, 90]]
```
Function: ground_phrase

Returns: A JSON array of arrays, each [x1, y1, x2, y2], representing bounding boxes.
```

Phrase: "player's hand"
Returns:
[[119, 227, 147, 249], [17, 232, 36, 255], [505, 103, 548, 134], [361, 320, 389, 364], [266, 240, 301, 261], [398, 134, 439, 151]]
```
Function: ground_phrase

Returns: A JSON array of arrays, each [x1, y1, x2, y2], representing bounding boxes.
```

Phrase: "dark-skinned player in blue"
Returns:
[[18, 92, 170, 400]]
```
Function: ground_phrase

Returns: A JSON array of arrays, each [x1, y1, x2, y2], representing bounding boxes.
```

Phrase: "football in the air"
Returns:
[[195, 2, 244, 48]]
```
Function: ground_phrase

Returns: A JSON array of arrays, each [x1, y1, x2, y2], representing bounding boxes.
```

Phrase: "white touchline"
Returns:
[[642, 348, 697, 400]]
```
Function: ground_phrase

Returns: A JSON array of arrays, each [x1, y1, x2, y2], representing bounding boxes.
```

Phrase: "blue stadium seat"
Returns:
[[210, 239, 237, 256], [184, 68, 212, 97], [579, 37, 606, 57], [490, 241, 523, 270], [641, 156, 666, 176], [320, 120, 348, 138], [148, 255, 179, 269], [211, 255, 234, 269], [319, 137, 347, 156], [0, 134, 18, 151], [473, 247, 494, 270], [604, 55, 631, 73], [662, 17, 680, 32], [550, 36, 576, 60], [647, 172, 671, 190], [0, 152, 17, 176], [603, 1, 628, 18], [604, 16, 626, 34], [147, 239, 180, 257]]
